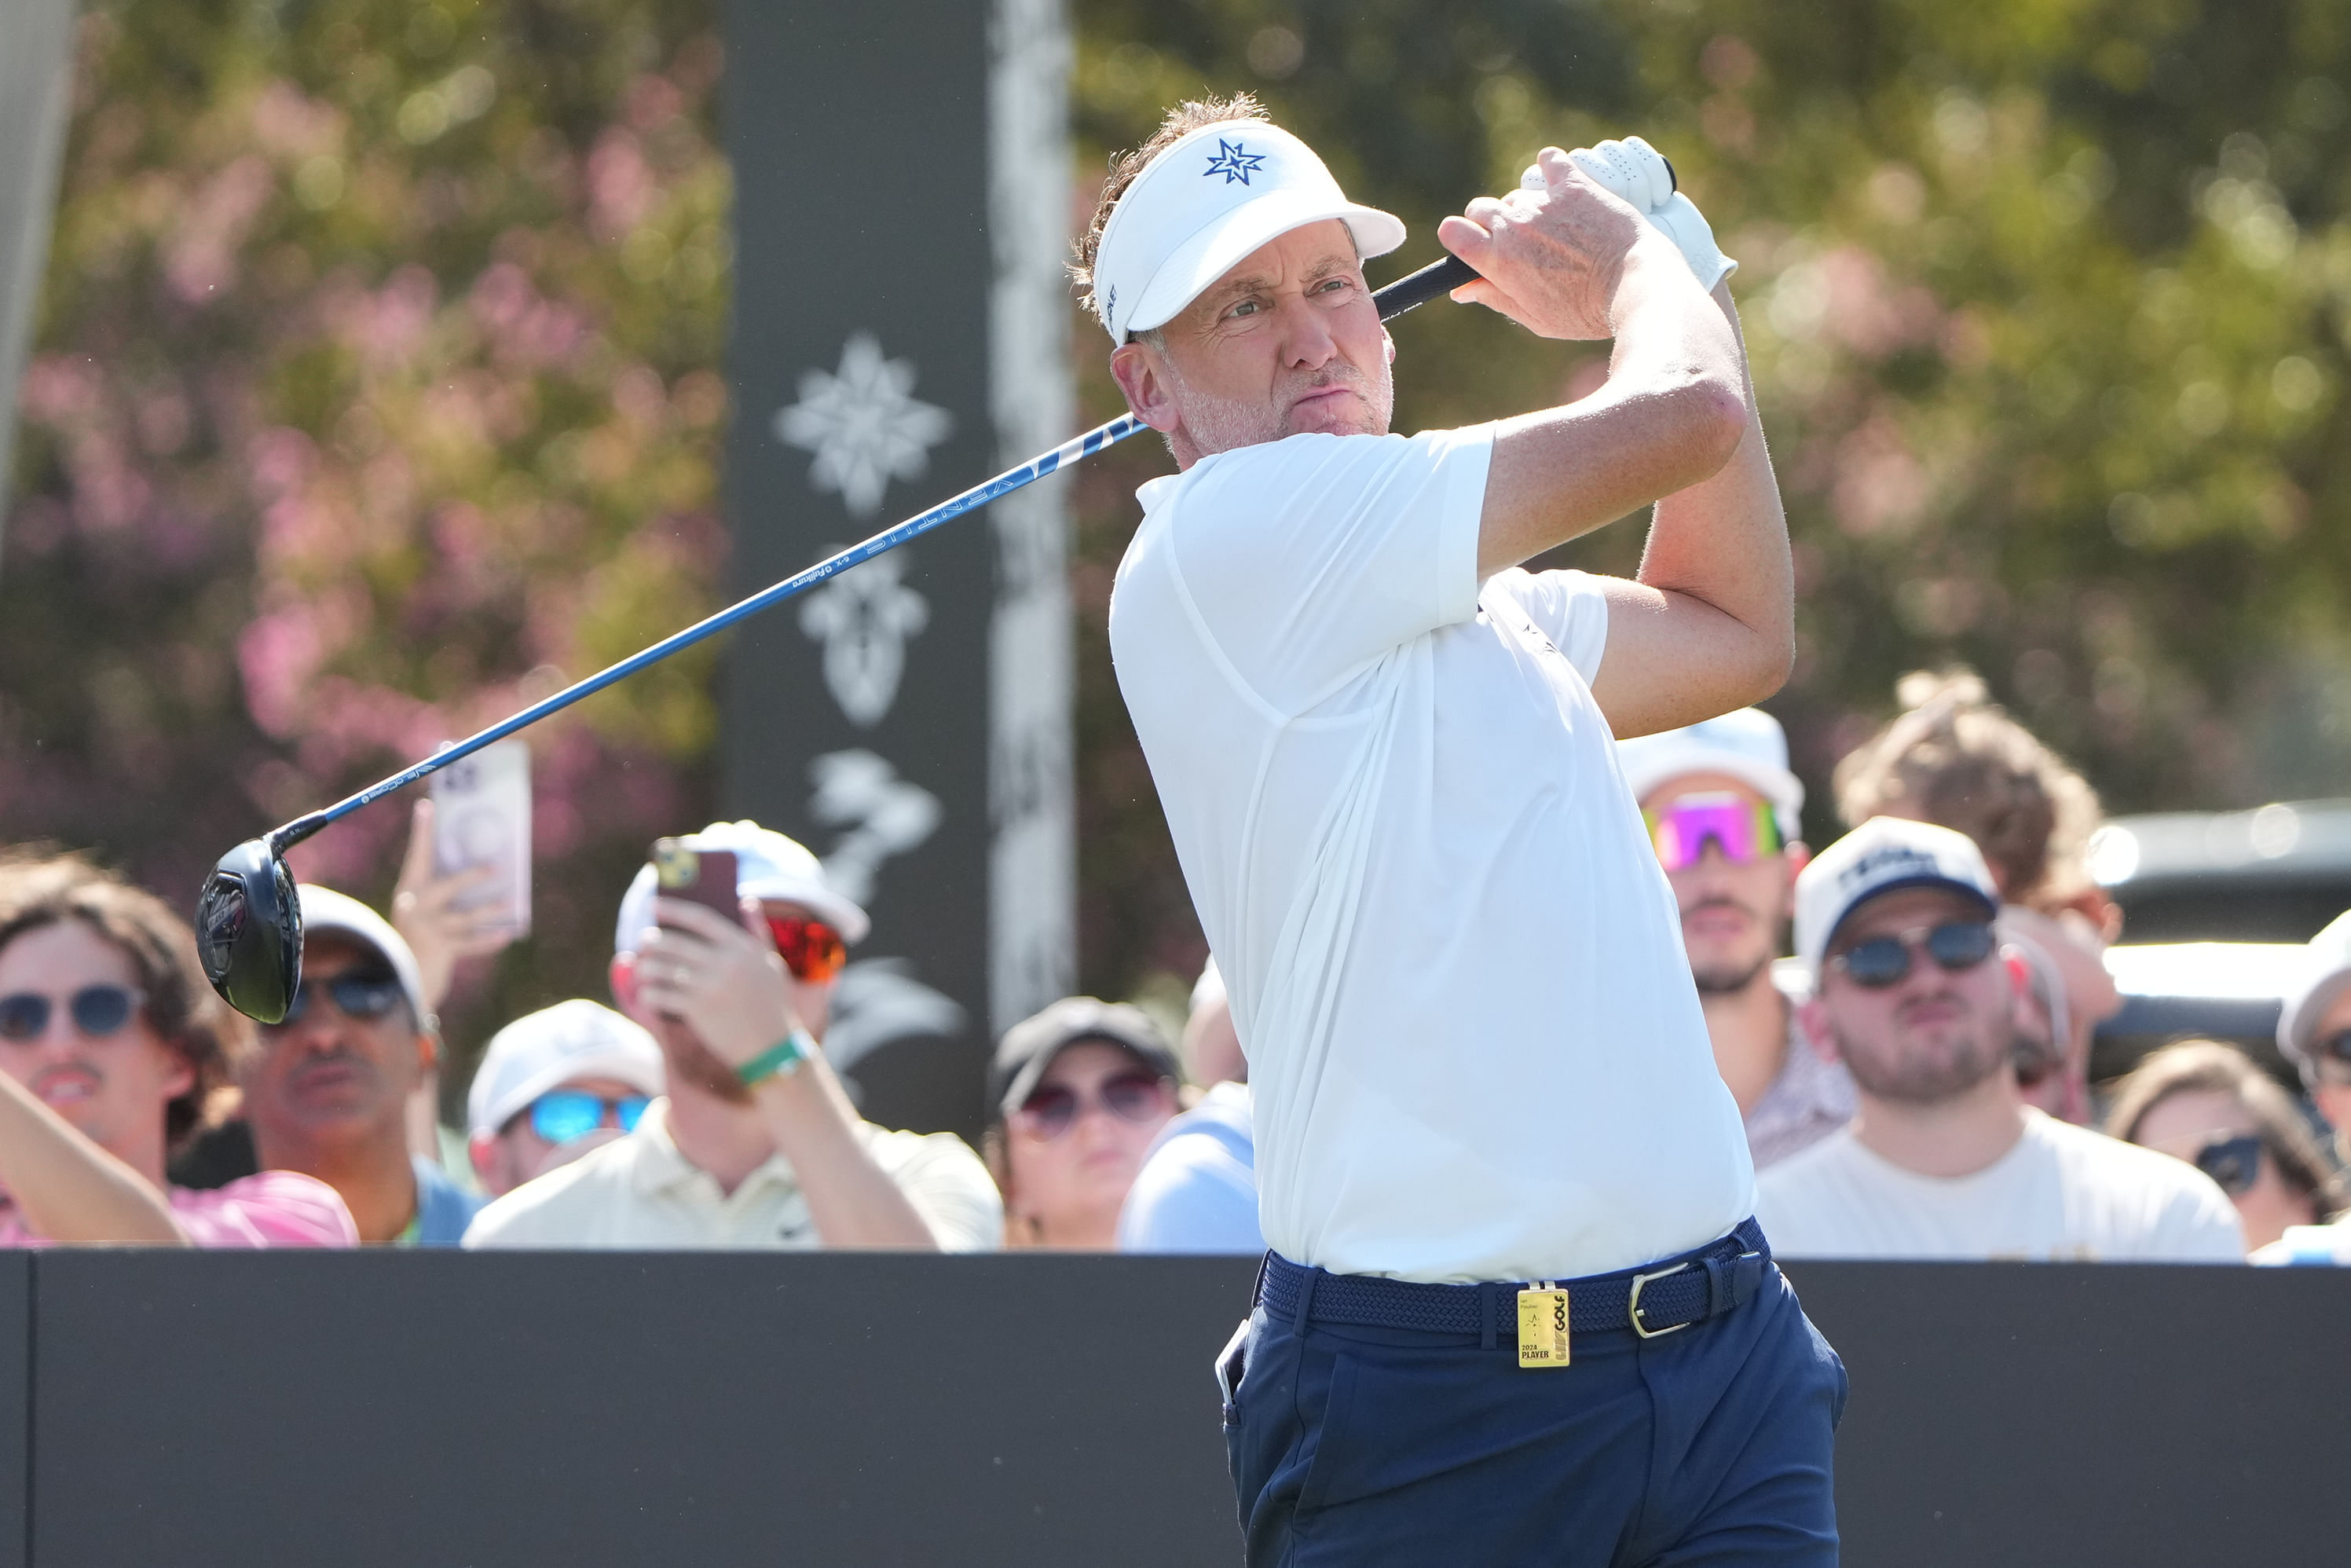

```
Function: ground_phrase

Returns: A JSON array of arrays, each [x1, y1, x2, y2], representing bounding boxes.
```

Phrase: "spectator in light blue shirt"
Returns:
[[1118, 959, 1263, 1255]]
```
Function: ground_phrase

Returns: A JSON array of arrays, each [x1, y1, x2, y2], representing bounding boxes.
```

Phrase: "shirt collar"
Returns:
[[624, 1098, 805, 1200]]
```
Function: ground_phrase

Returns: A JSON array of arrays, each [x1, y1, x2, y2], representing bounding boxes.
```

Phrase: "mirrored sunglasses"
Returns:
[[1643, 793, 1782, 872], [0, 984, 145, 1042], [765, 914, 848, 984], [1828, 921, 1998, 989], [1011, 1069, 1174, 1141], [528, 1089, 650, 1145], [269, 973, 407, 1028]]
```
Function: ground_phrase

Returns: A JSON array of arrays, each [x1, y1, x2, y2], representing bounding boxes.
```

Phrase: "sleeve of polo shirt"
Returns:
[[1503, 567, 1610, 684], [1170, 426, 1491, 712], [867, 1129, 1005, 1251]]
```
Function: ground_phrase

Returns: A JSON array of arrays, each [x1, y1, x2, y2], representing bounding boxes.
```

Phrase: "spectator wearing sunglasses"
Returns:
[[240, 887, 482, 1245], [1833, 670, 2122, 1124], [465, 822, 1000, 1251], [985, 998, 1180, 1249], [0, 852, 355, 1247], [1618, 709, 1853, 1169], [464, 1000, 665, 1199], [1756, 818, 2243, 1262], [2104, 1040, 2337, 1255]]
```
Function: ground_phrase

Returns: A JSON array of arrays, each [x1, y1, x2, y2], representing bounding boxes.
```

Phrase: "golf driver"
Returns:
[[196, 251, 1481, 1022]]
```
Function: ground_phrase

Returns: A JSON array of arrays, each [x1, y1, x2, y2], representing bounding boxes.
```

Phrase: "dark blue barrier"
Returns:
[[6, 1253, 2343, 1566]]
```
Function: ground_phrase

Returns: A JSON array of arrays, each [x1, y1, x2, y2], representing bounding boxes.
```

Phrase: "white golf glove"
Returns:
[[1522, 136, 1737, 293]]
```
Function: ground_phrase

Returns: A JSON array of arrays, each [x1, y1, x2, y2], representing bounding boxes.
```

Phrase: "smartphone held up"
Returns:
[[427, 738, 533, 943]]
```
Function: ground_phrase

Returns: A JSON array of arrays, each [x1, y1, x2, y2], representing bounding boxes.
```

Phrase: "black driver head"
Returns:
[[196, 837, 302, 1024]]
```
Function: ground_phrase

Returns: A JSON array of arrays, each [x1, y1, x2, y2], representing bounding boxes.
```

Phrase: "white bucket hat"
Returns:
[[1092, 119, 1404, 345]]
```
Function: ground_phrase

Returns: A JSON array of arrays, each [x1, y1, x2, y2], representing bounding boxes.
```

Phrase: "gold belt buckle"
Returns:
[[1627, 1260, 1693, 1339]]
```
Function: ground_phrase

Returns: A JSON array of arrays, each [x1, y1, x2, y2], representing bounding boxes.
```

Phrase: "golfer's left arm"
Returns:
[[1589, 281, 1793, 738]]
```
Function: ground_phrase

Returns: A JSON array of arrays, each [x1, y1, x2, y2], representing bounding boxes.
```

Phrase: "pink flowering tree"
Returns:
[[2, 0, 731, 1061]]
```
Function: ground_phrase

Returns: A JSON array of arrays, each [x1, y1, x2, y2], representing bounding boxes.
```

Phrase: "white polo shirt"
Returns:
[[1756, 1109, 2246, 1262], [1108, 427, 1752, 1284], [460, 1099, 1003, 1251]]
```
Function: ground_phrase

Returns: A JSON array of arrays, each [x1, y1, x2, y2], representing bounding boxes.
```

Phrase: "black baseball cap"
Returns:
[[988, 997, 1181, 1120]]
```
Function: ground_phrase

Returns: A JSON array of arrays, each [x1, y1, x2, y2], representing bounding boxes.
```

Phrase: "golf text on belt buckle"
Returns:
[[1516, 1286, 1570, 1368], [1628, 1260, 1693, 1339]]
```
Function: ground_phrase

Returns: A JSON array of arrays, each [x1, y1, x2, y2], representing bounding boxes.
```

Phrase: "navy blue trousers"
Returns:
[[1222, 1248, 1846, 1566]]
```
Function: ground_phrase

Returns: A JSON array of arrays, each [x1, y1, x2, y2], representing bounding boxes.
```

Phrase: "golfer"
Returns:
[[1089, 97, 1843, 1564]]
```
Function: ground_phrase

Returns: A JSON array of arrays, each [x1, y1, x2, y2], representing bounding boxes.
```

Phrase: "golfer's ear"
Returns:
[[1111, 341, 1180, 433]]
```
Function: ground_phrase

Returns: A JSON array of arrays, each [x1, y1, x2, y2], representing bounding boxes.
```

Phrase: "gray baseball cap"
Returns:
[[988, 997, 1180, 1120]]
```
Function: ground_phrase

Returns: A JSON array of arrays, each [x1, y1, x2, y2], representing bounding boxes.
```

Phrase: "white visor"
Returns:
[[1093, 120, 1405, 345]]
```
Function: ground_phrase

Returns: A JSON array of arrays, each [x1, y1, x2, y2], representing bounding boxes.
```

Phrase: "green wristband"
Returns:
[[738, 1028, 816, 1089]]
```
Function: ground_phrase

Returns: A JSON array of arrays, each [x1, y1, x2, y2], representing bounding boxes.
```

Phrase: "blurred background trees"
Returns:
[[1, 0, 728, 1073], [4, 0, 2349, 1043]]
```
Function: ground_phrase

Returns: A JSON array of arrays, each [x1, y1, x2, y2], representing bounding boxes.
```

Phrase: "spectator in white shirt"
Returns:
[[1618, 709, 1854, 1167], [464, 822, 1000, 1250], [1757, 817, 2243, 1262]]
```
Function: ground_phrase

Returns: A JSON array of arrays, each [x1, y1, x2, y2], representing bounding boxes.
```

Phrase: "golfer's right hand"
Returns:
[[1436, 146, 1661, 341]]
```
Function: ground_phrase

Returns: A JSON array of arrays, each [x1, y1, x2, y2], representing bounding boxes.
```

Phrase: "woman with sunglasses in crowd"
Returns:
[[0, 852, 356, 1246], [984, 998, 1181, 1249], [2106, 1039, 2340, 1255]]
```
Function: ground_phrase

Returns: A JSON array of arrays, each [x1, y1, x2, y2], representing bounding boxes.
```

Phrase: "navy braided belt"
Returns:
[[1256, 1217, 1770, 1343]]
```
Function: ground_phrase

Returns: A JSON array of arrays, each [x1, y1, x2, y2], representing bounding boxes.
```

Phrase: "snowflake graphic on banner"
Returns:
[[773, 333, 954, 518], [799, 547, 929, 727]]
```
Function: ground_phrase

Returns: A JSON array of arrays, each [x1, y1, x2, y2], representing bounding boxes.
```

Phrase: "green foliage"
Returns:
[[1067, 0, 2351, 997], [0, 0, 729, 1076]]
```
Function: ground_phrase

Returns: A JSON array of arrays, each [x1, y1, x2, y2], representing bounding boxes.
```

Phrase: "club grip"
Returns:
[[1372, 253, 1480, 321]]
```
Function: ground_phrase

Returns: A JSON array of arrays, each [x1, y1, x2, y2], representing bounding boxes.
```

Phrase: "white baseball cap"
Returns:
[[1794, 817, 2000, 975], [295, 885, 434, 1036], [1091, 119, 1405, 345], [1617, 709, 1805, 842], [2276, 908, 2351, 1086], [466, 998, 664, 1138], [612, 820, 869, 958]]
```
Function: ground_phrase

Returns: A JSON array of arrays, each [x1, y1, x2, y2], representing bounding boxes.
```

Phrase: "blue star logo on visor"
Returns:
[[1203, 139, 1266, 185]]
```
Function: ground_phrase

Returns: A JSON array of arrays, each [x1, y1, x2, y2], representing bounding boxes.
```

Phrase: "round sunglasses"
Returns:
[[1010, 1069, 1174, 1141], [527, 1088, 650, 1145], [0, 984, 145, 1042], [1826, 920, 1998, 988]]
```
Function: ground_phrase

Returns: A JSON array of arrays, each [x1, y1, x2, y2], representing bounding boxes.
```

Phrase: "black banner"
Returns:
[[720, 0, 1074, 1141]]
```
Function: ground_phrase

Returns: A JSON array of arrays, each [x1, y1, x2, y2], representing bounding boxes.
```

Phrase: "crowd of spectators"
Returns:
[[2, 670, 2349, 1266]]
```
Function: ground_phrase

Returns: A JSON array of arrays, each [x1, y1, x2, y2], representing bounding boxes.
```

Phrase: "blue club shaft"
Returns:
[[268, 251, 1479, 853]]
